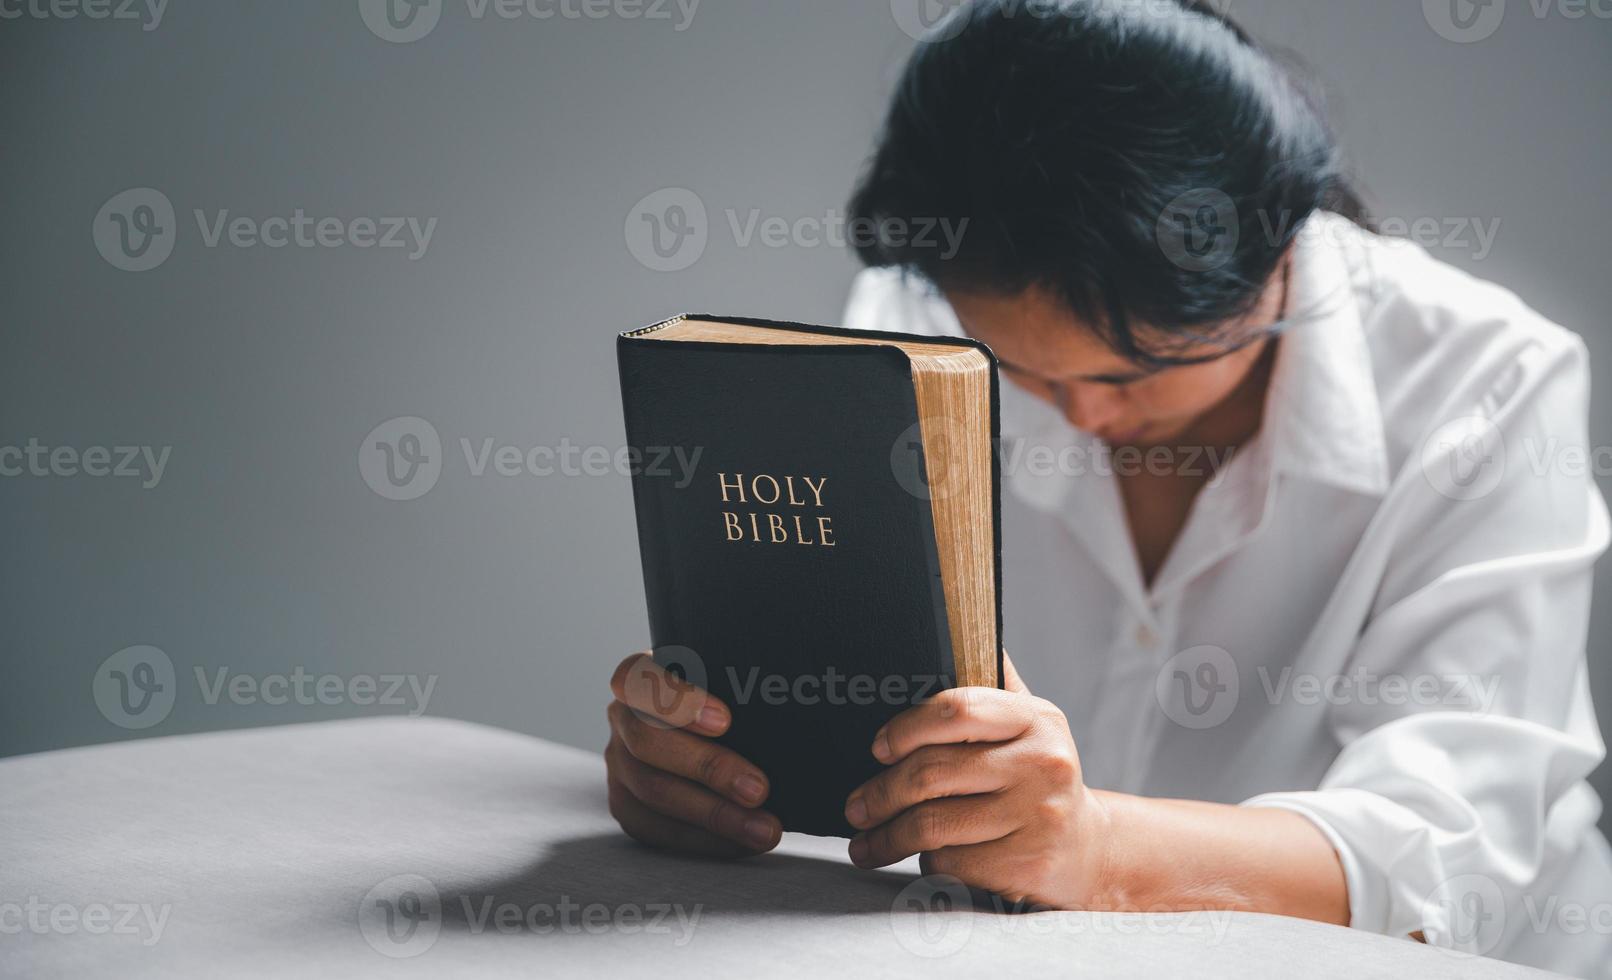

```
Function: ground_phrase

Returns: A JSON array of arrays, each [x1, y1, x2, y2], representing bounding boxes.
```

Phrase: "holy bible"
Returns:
[[617, 314, 1003, 838]]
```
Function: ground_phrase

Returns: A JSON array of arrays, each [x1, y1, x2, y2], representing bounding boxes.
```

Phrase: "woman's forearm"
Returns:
[[1085, 791, 1350, 926]]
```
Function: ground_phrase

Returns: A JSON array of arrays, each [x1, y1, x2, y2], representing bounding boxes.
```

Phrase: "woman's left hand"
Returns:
[[843, 654, 1111, 908]]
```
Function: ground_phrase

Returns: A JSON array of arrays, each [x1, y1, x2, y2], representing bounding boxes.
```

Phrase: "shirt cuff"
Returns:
[[1241, 789, 1401, 939]]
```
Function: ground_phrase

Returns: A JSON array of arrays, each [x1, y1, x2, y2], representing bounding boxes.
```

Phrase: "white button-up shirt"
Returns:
[[843, 213, 1611, 976]]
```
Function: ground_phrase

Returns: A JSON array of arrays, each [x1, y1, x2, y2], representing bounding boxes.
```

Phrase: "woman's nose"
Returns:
[[1059, 382, 1125, 433]]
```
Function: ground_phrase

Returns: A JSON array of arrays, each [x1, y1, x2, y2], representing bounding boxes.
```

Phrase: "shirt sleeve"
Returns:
[[842, 267, 964, 339], [1243, 332, 1610, 952]]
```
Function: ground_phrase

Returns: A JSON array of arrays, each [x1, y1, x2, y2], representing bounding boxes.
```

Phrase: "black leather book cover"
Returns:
[[617, 314, 1002, 838]]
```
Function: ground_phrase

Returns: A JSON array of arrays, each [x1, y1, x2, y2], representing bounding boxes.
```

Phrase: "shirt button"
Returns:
[[1135, 624, 1158, 648]]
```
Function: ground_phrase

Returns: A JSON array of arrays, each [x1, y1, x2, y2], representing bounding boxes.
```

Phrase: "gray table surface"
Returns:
[[0, 717, 1558, 978]]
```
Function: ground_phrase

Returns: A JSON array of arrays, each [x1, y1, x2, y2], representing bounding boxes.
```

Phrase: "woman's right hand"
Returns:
[[605, 652, 781, 857]]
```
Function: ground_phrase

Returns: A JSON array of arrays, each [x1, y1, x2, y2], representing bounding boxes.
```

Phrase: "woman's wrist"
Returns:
[[1075, 790, 1348, 924], [1077, 790, 1211, 914]]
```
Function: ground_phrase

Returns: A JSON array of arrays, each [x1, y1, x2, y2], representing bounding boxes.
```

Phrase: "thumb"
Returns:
[[1001, 649, 1030, 695]]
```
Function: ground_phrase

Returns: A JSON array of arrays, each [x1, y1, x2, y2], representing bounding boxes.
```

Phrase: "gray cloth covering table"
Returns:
[[0, 717, 1558, 978]]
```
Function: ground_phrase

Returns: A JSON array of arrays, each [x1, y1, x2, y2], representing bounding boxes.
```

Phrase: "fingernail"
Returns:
[[744, 817, 774, 848], [698, 705, 726, 732], [734, 774, 766, 804], [871, 733, 891, 762], [845, 796, 867, 827], [848, 837, 869, 865]]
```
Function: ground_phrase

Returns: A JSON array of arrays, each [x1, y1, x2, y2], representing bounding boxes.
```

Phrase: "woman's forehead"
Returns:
[[945, 288, 1167, 381]]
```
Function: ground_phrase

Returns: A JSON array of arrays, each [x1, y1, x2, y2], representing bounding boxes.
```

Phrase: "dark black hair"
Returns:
[[849, 0, 1367, 367]]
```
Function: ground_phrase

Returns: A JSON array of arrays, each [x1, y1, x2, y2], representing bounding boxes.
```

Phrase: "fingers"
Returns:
[[606, 736, 781, 853], [606, 766, 768, 858], [604, 654, 781, 857], [921, 837, 1038, 906], [845, 743, 1012, 830], [848, 795, 1016, 869], [607, 700, 769, 807], [872, 687, 1035, 765], [611, 652, 728, 735]]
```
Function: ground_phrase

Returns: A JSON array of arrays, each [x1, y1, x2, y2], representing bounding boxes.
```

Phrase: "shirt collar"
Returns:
[[1263, 213, 1391, 497]]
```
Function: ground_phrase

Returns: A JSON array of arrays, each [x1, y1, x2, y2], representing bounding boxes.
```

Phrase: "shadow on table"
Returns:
[[437, 832, 918, 926]]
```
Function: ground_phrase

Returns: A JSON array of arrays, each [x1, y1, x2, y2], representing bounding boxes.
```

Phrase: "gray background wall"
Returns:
[[2, 1, 1609, 822]]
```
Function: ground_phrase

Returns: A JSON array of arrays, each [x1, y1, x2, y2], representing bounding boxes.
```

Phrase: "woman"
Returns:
[[603, 1, 1610, 974]]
